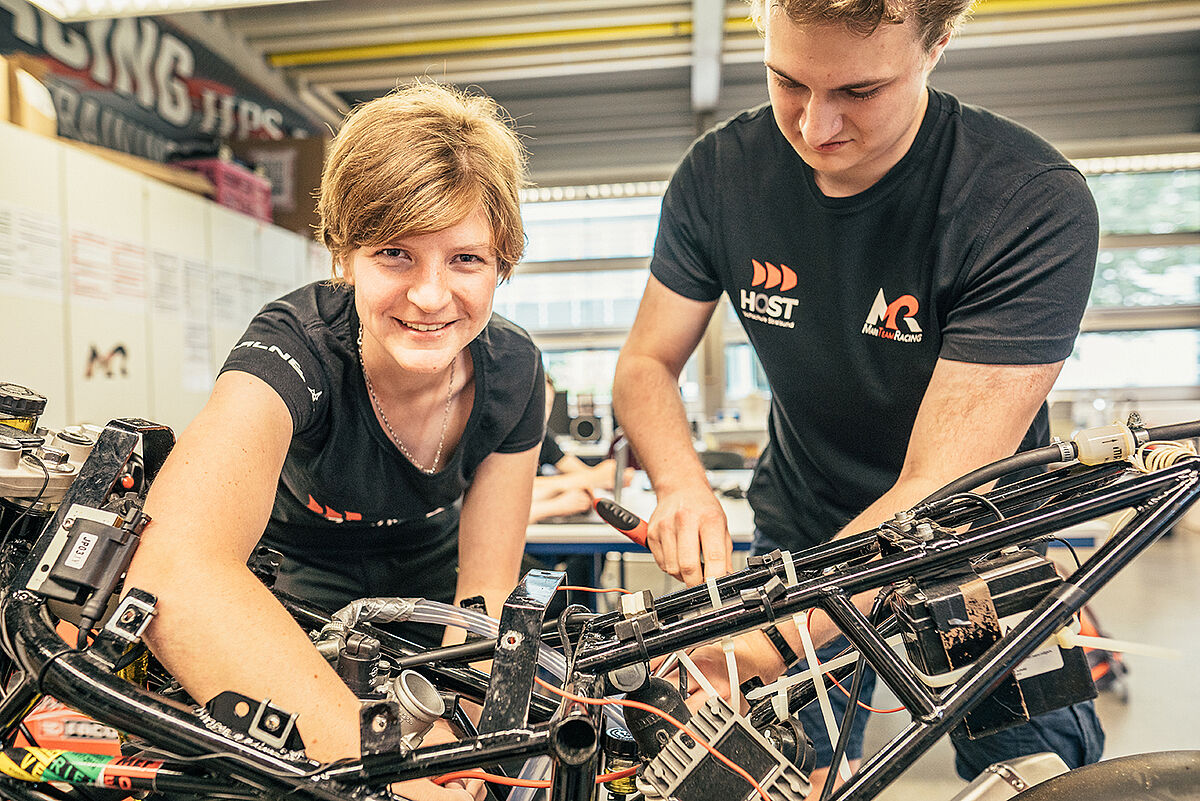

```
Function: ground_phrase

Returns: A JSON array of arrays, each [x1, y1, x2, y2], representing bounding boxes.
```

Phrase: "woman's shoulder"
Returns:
[[476, 313, 540, 360]]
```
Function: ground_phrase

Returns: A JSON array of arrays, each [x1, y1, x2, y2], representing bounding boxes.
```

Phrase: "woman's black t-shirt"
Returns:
[[219, 281, 544, 615]]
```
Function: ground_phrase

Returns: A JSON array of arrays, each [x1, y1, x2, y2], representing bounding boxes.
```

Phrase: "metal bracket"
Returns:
[[477, 569, 564, 734], [247, 698, 300, 751], [359, 700, 405, 756]]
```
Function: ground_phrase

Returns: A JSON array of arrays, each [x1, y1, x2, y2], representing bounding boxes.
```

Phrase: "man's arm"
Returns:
[[721, 356, 1068, 685], [837, 357, 1065, 539], [613, 275, 730, 586]]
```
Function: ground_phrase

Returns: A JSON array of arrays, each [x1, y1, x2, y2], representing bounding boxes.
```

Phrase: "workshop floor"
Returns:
[[599, 526, 1200, 800]]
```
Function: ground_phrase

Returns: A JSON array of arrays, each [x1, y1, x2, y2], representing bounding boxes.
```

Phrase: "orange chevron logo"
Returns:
[[306, 494, 363, 522], [751, 259, 797, 292]]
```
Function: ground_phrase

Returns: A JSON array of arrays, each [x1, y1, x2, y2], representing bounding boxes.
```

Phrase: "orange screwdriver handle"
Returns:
[[594, 497, 649, 548]]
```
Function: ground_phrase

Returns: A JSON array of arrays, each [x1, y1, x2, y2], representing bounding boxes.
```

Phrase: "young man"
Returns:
[[613, 0, 1103, 794]]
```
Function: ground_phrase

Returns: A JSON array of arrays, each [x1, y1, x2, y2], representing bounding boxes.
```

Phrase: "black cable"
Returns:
[[110, 642, 147, 673], [1, 453, 50, 552], [939, 492, 1005, 524], [556, 604, 589, 672], [1145, 420, 1200, 443], [816, 590, 893, 801], [17, 722, 38, 747], [1044, 536, 1082, 569], [35, 647, 77, 694], [820, 653, 867, 801], [920, 419, 1200, 510]]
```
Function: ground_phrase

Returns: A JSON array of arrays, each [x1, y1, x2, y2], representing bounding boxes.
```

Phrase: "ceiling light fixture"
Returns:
[[25, 0, 325, 23]]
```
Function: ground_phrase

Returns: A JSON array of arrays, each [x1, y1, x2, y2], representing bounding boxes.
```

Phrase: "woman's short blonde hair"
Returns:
[[750, 0, 973, 52], [318, 81, 527, 282]]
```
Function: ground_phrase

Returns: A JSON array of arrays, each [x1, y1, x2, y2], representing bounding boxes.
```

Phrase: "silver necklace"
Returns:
[[358, 323, 455, 475]]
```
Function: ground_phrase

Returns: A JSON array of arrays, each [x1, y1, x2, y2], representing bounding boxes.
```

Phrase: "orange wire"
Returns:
[[533, 676, 773, 801], [806, 612, 905, 715], [557, 585, 632, 595], [432, 765, 638, 789]]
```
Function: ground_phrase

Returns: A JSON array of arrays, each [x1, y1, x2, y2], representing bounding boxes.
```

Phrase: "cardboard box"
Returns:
[[3, 54, 57, 137], [232, 137, 327, 238]]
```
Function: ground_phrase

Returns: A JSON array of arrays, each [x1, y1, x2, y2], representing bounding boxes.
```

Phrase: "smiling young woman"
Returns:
[[125, 82, 543, 799]]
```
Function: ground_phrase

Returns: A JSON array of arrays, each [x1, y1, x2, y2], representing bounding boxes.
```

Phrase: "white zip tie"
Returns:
[[773, 684, 789, 722], [706, 576, 741, 710], [1058, 631, 1181, 661], [676, 649, 720, 700], [724, 639, 740, 711], [746, 634, 907, 701], [795, 610, 852, 781], [705, 576, 722, 609], [780, 550, 797, 587]]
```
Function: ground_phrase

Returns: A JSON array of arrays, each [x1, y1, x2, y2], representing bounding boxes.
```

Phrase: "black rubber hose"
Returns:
[[1145, 419, 1200, 442], [920, 418, 1200, 507], [919, 445, 1064, 506]]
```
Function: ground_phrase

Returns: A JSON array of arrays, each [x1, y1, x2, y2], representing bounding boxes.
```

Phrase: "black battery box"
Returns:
[[891, 549, 1096, 738]]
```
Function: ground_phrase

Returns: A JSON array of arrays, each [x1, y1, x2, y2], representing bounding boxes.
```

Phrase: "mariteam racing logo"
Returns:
[[862, 289, 923, 343], [740, 259, 799, 329]]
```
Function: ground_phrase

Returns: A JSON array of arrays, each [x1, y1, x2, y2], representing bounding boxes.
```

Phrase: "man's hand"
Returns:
[[646, 486, 732, 586]]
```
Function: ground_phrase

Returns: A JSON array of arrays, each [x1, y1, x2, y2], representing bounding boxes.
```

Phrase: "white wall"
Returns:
[[0, 120, 321, 434]]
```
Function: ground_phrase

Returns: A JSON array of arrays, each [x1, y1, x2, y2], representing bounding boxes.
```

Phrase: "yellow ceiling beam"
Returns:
[[269, 21, 695, 68], [268, 0, 1178, 69], [971, 0, 1175, 12]]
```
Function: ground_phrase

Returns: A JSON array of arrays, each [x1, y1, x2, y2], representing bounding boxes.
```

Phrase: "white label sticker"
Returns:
[[64, 532, 98, 570], [999, 612, 1064, 680]]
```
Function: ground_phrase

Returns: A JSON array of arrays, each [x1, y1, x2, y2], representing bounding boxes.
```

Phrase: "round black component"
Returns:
[[0, 497, 54, 546], [604, 726, 640, 760], [762, 717, 817, 775], [0, 383, 47, 417], [622, 676, 690, 757]]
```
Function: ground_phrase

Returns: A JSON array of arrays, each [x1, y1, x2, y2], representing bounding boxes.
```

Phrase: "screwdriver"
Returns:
[[594, 497, 648, 547]]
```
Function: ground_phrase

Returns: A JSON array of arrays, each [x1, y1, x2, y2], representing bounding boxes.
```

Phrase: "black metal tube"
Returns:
[[549, 707, 599, 801], [821, 654, 867, 801], [587, 533, 880, 633], [830, 470, 1200, 801], [577, 464, 1187, 674], [323, 728, 553, 785], [0, 671, 41, 743], [821, 593, 935, 719]]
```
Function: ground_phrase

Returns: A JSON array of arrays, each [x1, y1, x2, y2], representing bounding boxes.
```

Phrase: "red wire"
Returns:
[[805, 612, 905, 714]]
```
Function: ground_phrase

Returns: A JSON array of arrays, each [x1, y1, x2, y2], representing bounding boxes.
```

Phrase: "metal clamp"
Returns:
[[101, 588, 158, 644]]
